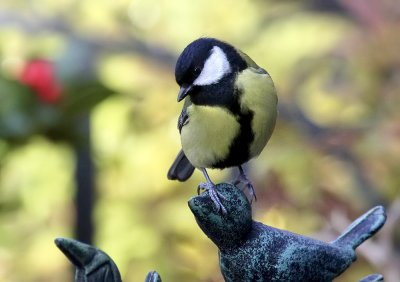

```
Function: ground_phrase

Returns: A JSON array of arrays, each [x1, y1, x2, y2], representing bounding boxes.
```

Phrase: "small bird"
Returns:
[[168, 38, 278, 212]]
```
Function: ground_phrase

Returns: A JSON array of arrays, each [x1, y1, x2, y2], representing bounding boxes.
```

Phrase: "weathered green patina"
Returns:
[[55, 182, 386, 282], [55, 238, 162, 282], [189, 183, 386, 282]]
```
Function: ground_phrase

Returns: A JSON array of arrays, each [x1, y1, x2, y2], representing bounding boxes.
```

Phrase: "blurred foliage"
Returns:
[[0, 60, 113, 145], [0, 0, 399, 281]]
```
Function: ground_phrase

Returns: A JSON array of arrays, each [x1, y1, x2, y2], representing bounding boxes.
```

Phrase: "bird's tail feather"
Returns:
[[167, 150, 195, 181], [332, 206, 386, 250]]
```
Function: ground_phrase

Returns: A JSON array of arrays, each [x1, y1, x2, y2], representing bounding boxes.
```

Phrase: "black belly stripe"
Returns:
[[212, 108, 254, 169], [213, 111, 254, 169]]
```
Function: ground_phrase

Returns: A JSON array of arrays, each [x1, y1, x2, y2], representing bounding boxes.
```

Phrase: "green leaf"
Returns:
[[0, 77, 40, 140], [0, 77, 65, 142], [61, 83, 115, 115]]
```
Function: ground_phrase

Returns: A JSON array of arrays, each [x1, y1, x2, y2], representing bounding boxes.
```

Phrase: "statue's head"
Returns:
[[188, 183, 252, 249]]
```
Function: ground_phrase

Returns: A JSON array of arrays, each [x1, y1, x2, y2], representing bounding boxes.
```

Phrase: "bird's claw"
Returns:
[[198, 182, 227, 214], [233, 175, 257, 204]]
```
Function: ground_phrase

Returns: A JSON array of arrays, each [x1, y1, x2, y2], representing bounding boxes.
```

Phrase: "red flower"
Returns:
[[20, 59, 62, 104]]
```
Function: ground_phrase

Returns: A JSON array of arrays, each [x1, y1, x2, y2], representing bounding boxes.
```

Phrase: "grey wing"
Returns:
[[169, 98, 194, 181], [178, 107, 189, 133]]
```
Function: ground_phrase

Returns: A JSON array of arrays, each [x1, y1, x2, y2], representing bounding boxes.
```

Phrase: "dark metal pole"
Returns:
[[73, 113, 94, 244]]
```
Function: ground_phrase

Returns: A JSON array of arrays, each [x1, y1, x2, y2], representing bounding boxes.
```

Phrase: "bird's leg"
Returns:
[[198, 168, 227, 214], [233, 165, 257, 203]]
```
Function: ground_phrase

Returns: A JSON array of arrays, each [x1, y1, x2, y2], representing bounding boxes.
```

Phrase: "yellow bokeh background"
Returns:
[[0, 0, 399, 281]]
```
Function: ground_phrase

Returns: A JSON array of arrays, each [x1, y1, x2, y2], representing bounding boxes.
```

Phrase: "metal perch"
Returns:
[[55, 182, 386, 281], [189, 183, 386, 282]]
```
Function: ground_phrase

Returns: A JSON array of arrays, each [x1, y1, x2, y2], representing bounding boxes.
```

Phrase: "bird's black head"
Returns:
[[175, 38, 247, 103]]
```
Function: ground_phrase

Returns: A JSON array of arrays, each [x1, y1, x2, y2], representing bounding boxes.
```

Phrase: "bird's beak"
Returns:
[[177, 85, 192, 102]]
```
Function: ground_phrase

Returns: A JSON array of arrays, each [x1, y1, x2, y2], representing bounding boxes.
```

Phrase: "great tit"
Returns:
[[168, 38, 277, 213]]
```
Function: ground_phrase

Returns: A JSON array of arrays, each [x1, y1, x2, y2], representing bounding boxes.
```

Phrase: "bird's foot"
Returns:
[[233, 173, 257, 204], [198, 182, 227, 214]]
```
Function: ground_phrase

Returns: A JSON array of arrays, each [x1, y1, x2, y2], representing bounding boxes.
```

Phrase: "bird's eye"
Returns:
[[193, 67, 201, 75]]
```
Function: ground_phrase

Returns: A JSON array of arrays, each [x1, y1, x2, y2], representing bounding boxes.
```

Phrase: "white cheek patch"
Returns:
[[193, 46, 231, 86]]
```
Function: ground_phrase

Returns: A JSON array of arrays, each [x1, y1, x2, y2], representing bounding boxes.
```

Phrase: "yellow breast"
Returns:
[[180, 104, 240, 168], [180, 67, 277, 168]]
